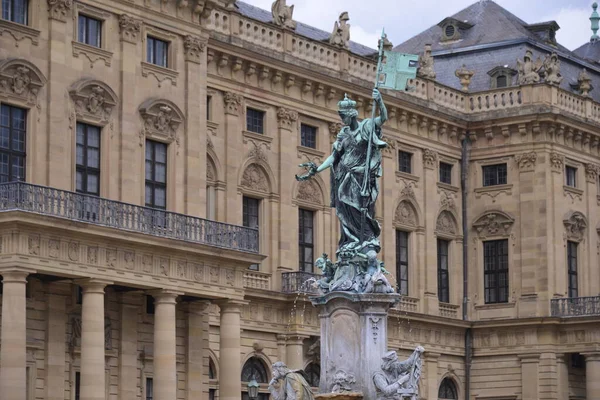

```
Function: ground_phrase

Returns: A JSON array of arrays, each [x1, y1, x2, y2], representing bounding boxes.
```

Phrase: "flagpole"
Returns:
[[360, 28, 386, 198]]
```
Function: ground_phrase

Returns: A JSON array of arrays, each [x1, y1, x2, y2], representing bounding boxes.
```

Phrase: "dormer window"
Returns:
[[487, 66, 517, 89], [525, 21, 560, 45], [437, 17, 473, 42]]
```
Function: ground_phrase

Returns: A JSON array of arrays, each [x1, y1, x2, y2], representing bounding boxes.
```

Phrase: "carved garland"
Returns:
[[563, 212, 587, 242], [69, 79, 118, 126], [118, 14, 142, 43], [423, 149, 438, 169], [48, 0, 73, 22], [224, 91, 243, 115], [183, 35, 206, 64], [138, 99, 184, 148], [0, 59, 46, 108], [472, 211, 515, 238], [276, 107, 298, 130], [514, 151, 537, 170]]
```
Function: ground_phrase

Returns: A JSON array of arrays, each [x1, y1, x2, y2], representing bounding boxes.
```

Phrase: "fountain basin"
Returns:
[[315, 392, 364, 400]]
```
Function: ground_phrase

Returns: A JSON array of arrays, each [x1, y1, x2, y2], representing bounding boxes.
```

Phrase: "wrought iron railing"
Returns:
[[0, 182, 259, 253], [281, 271, 320, 294], [551, 296, 600, 317]]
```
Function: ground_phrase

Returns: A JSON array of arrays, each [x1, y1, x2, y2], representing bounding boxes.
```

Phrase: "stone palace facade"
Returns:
[[0, 0, 599, 399]]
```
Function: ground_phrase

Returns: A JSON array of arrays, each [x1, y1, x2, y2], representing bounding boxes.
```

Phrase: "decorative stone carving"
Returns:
[[124, 251, 135, 270], [269, 362, 315, 400], [550, 152, 564, 172], [139, 99, 184, 147], [473, 211, 515, 238], [296, 180, 322, 205], [159, 258, 169, 276], [586, 163, 600, 183], [106, 249, 117, 268], [47, 0, 73, 22], [271, 0, 296, 30], [514, 151, 537, 170], [276, 107, 298, 130], [87, 247, 98, 264], [193, 263, 204, 282], [440, 190, 456, 210], [400, 183, 416, 200], [48, 239, 60, 258], [142, 255, 153, 273], [70, 316, 82, 348], [69, 80, 118, 126], [0, 60, 46, 106], [455, 64, 475, 92], [28, 235, 40, 255], [183, 35, 206, 63], [422, 149, 438, 169], [373, 347, 424, 400], [417, 44, 436, 80], [241, 163, 269, 193], [394, 200, 417, 227], [207, 159, 216, 182], [329, 12, 350, 49], [119, 14, 142, 43], [564, 212, 587, 242], [332, 370, 356, 393], [517, 50, 542, 85], [246, 140, 269, 163], [224, 91, 243, 115], [436, 211, 457, 235], [543, 52, 562, 86], [577, 69, 593, 97], [68, 242, 79, 261]]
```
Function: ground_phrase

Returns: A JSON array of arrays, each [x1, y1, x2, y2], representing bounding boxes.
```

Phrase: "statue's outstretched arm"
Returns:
[[373, 89, 387, 129], [317, 153, 335, 173]]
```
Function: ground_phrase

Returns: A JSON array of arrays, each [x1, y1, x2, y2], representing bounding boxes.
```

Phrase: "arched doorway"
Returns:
[[438, 377, 458, 399], [241, 357, 269, 400], [304, 362, 320, 388]]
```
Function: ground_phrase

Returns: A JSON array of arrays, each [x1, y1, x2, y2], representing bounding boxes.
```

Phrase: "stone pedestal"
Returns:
[[312, 292, 400, 400]]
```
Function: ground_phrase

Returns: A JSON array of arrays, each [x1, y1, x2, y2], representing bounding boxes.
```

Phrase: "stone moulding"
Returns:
[[71, 41, 113, 68], [563, 211, 587, 242], [0, 59, 46, 107], [141, 62, 179, 87], [0, 19, 40, 47], [69, 79, 118, 126]]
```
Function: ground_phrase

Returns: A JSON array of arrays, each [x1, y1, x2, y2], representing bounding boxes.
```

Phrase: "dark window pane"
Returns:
[[146, 378, 153, 400], [78, 15, 102, 47], [439, 162, 452, 184], [246, 108, 265, 134], [299, 209, 314, 272], [145, 140, 167, 209], [437, 239, 449, 303], [566, 166, 577, 188], [483, 239, 509, 304], [568, 241, 578, 298], [75, 371, 81, 400], [398, 151, 412, 174], [482, 164, 507, 187], [75, 123, 101, 196], [243, 196, 260, 270], [301, 124, 317, 149], [0, 104, 26, 183], [3, 0, 28, 24], [438, 378, 458, 399], [496, 75, 507, 88], [147, 36, 169, 67], [396, 230, 409, 296]]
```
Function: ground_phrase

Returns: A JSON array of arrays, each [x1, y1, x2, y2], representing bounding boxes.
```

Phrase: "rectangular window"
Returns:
[[206, 96, 212, 121], [299, 208, 314, 273], [566, 166, 577, 188], [76, 123, 100, 196], [437, 239, 450, 303], [301, 124, 317, 149], [209, 389, 216, 400], [398, 151, 412, 174], [75, 371, 81, 400], [396, 230, 409, 296], [496, 75, 508, 88], [78, 14, 102, 47], [439, 162, 452, 185], [2, 0, 28, 24], [568, 241, 578, 298], [147, 36, 169, 68], [483, 239, 509, 304], [482, 164, 507, 187], [145, 377, 153, 400], [243, 196, 260, 270], [246, 108, 264, 134], [145, 140, 167, 209], [0, 104, 26, 183]]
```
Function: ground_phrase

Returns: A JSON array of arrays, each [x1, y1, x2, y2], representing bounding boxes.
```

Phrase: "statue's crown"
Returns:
[[337, 94, 357, 112]]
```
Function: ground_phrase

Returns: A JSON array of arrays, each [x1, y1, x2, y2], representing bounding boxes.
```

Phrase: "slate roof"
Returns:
[[393, 0, 571, 55], [235, 1, 376, 57], [573, 40, 600, 63]]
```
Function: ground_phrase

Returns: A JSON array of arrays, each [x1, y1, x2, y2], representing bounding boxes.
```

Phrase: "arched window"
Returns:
[[241, 357, 269, 400], [438, 377, 458, 399], [304, 362, 320, 388], [209, 358, 217, 380], [209, 358, 217, 400]]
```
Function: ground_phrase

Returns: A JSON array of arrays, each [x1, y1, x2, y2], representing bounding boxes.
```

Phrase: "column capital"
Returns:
[[276, 334, 288, 342], [215, 299, 247, 313], [188, 299, 212, 314], [0, 267, 35, 283], [276, 107, 298, 130], [75, 278, 112, 293], [518, 353, 541, 363], [424, 351, 441, 362], [582, 352, 600, 362], [286, 335, 310, 345], [148, 289, 183, 305]]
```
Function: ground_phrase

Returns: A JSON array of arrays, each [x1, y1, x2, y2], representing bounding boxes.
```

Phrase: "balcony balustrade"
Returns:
[[0, 182, 259, 253], [551, 296, 600, 317], [281, 271, 320, 294]]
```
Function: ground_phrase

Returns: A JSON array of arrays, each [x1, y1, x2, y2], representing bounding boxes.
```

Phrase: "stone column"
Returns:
[[78, 279, 111, 400], [152, 290, 182, 400], [0, 268, 32, 400], [583, 352, 600, 400], [423, 352, 440, 400], [519, 354, 540, 400], [286, 335, 308, 370], [556, 354, 569, 400], [276, 334, 288, 364], [186, 301, 211, 400], [218, 300, 244, 400], [119, 292, 141, 400], [45, 282, 69, 400]]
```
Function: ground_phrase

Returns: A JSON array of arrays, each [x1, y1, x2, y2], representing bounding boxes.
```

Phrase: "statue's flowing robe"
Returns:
[[269, 371, 314, 400], [330, 118, 382, 253]]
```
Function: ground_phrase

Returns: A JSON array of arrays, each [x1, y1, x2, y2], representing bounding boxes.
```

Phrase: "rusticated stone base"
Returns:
[[315, 392, 364, 400]]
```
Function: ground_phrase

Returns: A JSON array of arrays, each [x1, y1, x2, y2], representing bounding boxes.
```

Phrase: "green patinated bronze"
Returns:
[[591, 3, 599, 41]]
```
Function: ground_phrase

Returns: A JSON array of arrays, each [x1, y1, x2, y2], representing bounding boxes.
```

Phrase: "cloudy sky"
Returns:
[[244, 0, 595, 51]]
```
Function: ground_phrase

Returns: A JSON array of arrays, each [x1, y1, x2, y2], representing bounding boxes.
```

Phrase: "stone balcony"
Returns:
[[281, 271, 320, 294], [0, 182, 259, 254], [551, 296, 600, 317]]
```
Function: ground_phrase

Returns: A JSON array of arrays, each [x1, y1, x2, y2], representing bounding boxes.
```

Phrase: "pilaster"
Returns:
[[119, 292, 141, 400], [583, 352, 600, 400], [186, 300, 211, 400], [519, 353, 540, 400], [423, 149, 439, 315], [286, 334, 309, 370], [556, 354, 569, 400], [423, 352, 440, 400], [45, 282, 69, 400]]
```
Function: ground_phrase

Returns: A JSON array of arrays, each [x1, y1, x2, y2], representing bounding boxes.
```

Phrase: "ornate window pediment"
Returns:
[[473, 211, 515, 238], [69, 79, 118, 126], [394, 200, 419, 229], [241, 163, 270, 194], [0, 59, 46, 107], [296, 179, 323, 206], [138, 99, 184, 146], [436, 210, 458, 236], [564, 211, 587, 242]]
